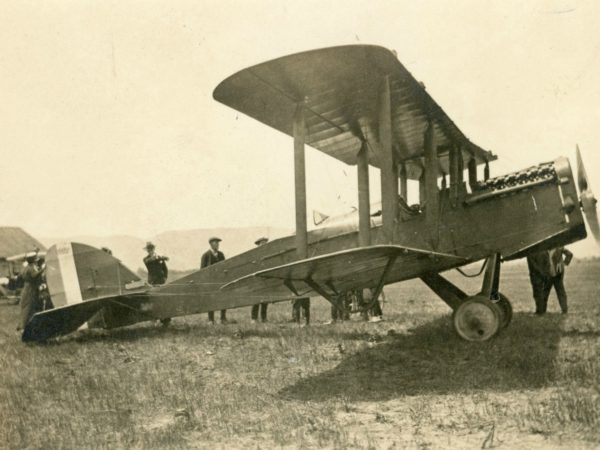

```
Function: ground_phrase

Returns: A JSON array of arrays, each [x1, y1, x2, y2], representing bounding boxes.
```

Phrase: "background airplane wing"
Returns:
[[221, 245, 467, 295]]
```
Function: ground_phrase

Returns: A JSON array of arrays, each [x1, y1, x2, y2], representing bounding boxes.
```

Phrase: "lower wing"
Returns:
[[221, 245, 467, 296]]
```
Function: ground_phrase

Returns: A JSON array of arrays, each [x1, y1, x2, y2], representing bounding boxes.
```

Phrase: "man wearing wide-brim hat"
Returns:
[[143, 241, 171, 326], [201, 237, 227, 324], [143, 242, 169, 286]]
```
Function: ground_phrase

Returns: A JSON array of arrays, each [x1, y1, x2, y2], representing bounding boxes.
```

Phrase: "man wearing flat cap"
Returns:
[[201, 237, 227, 324], [250, 237, 269, 323]]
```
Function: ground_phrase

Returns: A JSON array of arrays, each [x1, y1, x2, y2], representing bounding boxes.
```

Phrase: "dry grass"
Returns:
[[0, 261, 599, 449]]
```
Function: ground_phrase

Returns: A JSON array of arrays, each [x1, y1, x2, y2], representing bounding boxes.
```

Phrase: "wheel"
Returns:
[[453, 296, 501, 341], [492, 292, 513, 329]]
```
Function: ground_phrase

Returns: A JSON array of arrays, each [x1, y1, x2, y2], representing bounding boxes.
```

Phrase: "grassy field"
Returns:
[[0, 260, 599, 449]]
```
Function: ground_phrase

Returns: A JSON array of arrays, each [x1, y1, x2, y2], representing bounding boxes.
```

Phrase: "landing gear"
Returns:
[[421, 252, 513, 341], [453, 296, 501, 341], [492, 292, 512, 329]]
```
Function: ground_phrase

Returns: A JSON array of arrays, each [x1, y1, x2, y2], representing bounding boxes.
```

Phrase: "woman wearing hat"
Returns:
[[19, 252, 44, 331]]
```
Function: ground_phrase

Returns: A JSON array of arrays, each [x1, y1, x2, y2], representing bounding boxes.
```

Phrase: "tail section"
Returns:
[[23, 243, 149, 342], [46, 242, 146, 307]]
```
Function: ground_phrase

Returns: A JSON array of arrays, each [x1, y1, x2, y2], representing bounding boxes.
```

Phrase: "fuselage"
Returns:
[[118, 156, 585, 324]]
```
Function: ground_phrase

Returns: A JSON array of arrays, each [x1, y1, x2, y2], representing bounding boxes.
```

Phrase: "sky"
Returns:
[[1, 0, 599, 255]]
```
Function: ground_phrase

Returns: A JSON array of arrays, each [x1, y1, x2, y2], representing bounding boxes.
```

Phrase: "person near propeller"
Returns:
[[527, 247, 573, 315]]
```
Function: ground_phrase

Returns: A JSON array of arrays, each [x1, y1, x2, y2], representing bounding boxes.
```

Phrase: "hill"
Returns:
[[40, 227, 291, 271]]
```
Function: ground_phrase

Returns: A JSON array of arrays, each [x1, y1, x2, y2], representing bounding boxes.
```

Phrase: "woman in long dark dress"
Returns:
[[19, 253, 44, 330]]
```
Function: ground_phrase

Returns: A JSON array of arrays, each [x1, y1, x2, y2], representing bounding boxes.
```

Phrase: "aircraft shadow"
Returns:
[[280, 312, 564, 401]]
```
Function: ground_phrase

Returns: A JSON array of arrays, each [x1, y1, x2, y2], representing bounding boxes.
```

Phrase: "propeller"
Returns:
[[576, 145, 600, 245]]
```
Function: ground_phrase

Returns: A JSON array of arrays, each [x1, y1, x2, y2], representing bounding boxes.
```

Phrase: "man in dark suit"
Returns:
[[527, 246, 573, 315], [292, 298, 310, 326], [201, 237, 227, 324], [143, 242, 171, 325], [143, 242, 169, 286], [250, 237, 269, 323]]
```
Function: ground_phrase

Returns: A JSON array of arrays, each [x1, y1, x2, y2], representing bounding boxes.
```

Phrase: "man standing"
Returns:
[[143, 242, 170, 326], [250, 237, 269, 323], [143, 242, 169, 286], [325, 291, 351, 325], [292, 298, 310, 326], [367, 288, 385, 323], [19, 252, 44, 331], [527, 246, 573, 315], [201, 237, 227, 324]]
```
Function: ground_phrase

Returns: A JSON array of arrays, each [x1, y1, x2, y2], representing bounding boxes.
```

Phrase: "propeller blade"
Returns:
[[581, 192, 600, 245], [576, 145, 600, 245], [576, 144, 589, 192]]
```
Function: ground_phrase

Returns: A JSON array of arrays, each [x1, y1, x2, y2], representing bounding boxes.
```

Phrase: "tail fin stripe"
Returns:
[[55, 242, 83, 305]]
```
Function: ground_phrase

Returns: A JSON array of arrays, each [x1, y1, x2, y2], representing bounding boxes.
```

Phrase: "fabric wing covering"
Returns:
[[213, 45, 495, 179], [221, 245, 467, 296]]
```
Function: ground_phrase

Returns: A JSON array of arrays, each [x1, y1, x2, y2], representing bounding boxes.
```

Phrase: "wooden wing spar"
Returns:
[[213, 45, 496, 179]]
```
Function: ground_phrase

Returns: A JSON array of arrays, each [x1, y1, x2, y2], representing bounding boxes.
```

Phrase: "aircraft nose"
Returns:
[[576, 145, 600, 247]]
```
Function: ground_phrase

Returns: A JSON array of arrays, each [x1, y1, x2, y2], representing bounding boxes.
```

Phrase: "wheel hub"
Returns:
[[453, 296, 501, 341]]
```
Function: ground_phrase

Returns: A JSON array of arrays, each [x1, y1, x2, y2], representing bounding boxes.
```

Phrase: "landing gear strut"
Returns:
[[421, 253, 513, 341]]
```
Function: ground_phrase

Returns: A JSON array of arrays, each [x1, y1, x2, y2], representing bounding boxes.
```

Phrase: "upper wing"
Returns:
[[213, 45, 495, 179], [221, 245, 467, 295]]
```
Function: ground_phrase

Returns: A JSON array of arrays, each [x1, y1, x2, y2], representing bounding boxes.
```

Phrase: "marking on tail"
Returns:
[[55, 242, 83, 305], [55, 242, 89, 330]]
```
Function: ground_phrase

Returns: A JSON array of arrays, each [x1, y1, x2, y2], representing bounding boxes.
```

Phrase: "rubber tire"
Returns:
[[453, 296, 501, 342], [492, 292, 513, 329]]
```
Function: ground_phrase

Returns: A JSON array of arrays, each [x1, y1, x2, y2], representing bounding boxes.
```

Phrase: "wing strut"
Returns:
[[284, 279, 300, 296], [363, 254, 398, 311], [304, 277, 335, 303], [301, 253, 397, 313], [294, 104, 308, 259]]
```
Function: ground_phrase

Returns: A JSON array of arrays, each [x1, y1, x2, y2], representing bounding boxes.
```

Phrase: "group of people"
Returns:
[[15, 239, 574, 336], [18, 251, 50, 331], [142, 236, 386, 327], [145, 239, 577, 325]]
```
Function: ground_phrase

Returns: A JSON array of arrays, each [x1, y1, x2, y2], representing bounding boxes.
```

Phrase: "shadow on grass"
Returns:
[[61, 319, 319, 343], [61, 319, 413, 343], [280, 312, 565, 400]]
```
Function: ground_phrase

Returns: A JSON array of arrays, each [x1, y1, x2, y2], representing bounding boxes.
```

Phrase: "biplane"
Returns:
[[23, 45, 599, 343]]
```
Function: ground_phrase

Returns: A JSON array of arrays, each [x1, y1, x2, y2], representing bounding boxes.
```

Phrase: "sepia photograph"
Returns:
[[0, 0, 599, 448]]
